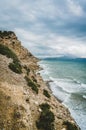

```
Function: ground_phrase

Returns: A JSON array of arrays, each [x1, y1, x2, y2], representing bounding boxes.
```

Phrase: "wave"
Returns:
[[39, 61, 86, 102], [81, 83, 86, 88], [83, 95, 86, 99], [48, 76, 86, 101], [72, 78, 81, 84], [71, 92, 86, 99]]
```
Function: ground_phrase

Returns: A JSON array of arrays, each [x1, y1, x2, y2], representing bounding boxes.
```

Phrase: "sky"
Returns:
[[0, 0, 86, 58]]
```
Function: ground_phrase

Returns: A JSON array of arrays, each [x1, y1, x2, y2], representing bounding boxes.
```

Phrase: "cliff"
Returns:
[[0, 31, 80, 130]]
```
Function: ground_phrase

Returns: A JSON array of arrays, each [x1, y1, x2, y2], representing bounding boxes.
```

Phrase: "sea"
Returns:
[[38, 57, 86, 130]]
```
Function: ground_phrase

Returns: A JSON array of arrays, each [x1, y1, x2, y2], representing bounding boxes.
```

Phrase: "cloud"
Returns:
[[0, 0, 86, 58], [49, 36, 86, 58], [14, 28, 86, 58], [67, 0, 84, 16]]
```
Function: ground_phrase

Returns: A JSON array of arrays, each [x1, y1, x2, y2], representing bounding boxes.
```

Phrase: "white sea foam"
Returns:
[[81, 83, 86, 88], [49, 79, 70, 102], [83, 95, 86, 99], [50, 78, 81, 93]]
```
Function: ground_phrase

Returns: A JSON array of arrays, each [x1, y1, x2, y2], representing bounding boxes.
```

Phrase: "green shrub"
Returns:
[[25, 76, 38, 94], [40, 103, 50, 112], [0, 44, 18, 62], [36, 103, 55, 130], [9, 61, 22, 74], [31, 76, 37, 83], [23, 65, 30, 75], [0, 44, 22, 74], [63, 121, 79, 130], [43, 89, 51, 98], [0, 31, 14, 37]]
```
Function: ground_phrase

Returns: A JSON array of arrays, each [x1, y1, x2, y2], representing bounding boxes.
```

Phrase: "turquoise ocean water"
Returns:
[[39, 58, 86, 130]]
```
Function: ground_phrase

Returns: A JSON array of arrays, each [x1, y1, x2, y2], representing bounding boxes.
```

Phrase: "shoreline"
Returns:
[[0, 31, 81, 130], [45, 80, 63, 103], [38, 63, 81, 130]]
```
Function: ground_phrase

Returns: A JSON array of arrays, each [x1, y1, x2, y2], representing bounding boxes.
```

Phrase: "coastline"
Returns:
[[38, 62, 81, 130], [38, 73, 80, 130], [0, 31, 81, 130], [38, 58, 86, 130], [45, 80, 63, 103]]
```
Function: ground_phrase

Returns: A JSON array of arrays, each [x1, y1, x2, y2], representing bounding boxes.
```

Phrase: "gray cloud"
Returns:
[[0, 0, 86, 57]]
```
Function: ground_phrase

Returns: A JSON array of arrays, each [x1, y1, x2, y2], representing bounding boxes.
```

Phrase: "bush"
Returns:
[[36, 103, 55, 130], [63, 121, 79, 130], [0, 44, 18, 62], [31, 76, 37, 83], [23, 65, 30, 75], [40, 103, 50, 112], [0, 44, 22, 74], [0, 31, 14, 38], [43, 89, 51, 98], [25, 76, 38, 94], [9, 61, 22, 74]]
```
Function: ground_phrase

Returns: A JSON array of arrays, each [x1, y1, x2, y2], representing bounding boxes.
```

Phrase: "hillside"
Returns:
[[0, 31, 80, 130]]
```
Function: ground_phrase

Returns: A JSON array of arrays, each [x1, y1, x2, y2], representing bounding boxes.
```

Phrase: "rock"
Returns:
[[62, 128, 66, 130], [38, 108, 42, 112], [34, 101, 39, 105]]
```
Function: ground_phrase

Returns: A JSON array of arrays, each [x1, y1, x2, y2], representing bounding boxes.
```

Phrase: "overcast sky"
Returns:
[[0, 0, 86, 58]]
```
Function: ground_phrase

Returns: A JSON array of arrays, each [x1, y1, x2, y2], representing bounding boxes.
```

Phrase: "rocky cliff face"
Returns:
[[0, 31, 80, 130]]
